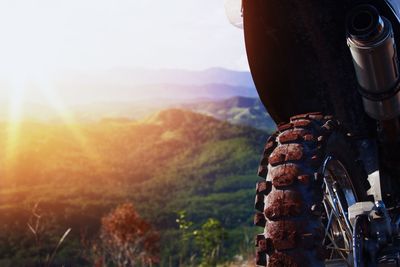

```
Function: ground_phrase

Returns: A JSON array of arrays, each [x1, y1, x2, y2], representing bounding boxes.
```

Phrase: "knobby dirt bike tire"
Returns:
[[254, 112, 370, 266]]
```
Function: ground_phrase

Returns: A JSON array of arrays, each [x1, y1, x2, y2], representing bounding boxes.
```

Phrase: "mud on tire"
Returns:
[[254, 112, 370, 266]]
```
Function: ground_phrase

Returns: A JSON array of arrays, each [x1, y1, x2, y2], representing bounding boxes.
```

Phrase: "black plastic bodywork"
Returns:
[[242, 0, 400, 137]]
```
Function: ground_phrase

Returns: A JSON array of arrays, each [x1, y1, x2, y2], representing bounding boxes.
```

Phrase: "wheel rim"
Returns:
[[322, 156, 358, 266]]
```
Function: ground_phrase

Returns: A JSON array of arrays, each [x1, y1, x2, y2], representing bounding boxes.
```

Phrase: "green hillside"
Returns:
[[0, 109, 268, 266], [179, 96, 276, 132]]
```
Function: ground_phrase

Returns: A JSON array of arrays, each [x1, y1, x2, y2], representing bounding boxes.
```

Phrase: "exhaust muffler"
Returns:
[[347, 4, 400, 120]]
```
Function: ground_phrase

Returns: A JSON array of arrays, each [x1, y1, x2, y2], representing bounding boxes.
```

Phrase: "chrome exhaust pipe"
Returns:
[[347, 4, 400, 120]]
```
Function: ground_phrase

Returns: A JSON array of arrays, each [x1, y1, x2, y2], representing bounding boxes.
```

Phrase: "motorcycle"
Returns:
[[225, 0, 400, 266]]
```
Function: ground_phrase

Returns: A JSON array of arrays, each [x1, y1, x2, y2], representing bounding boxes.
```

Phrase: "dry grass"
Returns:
[[27, 202, 71, 267]]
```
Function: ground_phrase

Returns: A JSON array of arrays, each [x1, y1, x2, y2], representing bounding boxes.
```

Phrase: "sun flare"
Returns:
[[2, 69, 100, 168]]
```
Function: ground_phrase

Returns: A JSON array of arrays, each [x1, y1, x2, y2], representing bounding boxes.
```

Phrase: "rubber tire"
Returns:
[[254, 112, 370, 267]]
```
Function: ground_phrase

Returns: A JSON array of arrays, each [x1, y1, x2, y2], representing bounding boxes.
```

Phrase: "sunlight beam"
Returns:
[[4, 78, 25, 164], [36, 77, 102, 164]]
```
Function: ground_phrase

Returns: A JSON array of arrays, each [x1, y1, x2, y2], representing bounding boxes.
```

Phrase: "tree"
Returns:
[[194, 218, 227, 267], [98, 203, 159, 267], [176, 211, 194, 266]]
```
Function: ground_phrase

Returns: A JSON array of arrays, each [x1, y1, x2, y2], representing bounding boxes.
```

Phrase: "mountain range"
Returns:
[[68, 96, 275, 131], [0, 96, 276, 132], [50, 68, 258, 104], [0, 68, 275, 265]]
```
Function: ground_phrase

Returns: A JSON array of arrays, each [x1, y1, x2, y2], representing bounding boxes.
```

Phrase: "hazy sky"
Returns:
[[0, 0, 248, 75]]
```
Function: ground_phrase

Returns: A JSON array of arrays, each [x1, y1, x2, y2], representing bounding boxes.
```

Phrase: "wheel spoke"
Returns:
[[321, 157, 357, 266], [323, 208, 334, 243], [332, 179, 353, 233], [325, 232, 349, 262]]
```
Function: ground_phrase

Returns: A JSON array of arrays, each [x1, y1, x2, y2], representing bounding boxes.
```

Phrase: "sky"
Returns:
[[0, 0, 248, 76], [0, 0, 251, 120]]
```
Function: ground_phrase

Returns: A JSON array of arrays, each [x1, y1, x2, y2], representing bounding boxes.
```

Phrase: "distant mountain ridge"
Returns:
[[178, 96, 276, 132], [52, 68, 258, 104], [68, 67, 256, 87], [70, 96, 276, 131], [0, 96, 276, 132]]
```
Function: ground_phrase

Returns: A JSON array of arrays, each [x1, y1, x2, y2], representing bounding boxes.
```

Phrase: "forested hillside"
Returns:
[[0, 109, 269, 266], [179, 96, 275, 131]]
